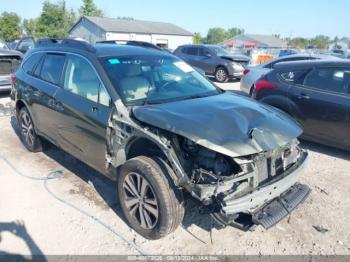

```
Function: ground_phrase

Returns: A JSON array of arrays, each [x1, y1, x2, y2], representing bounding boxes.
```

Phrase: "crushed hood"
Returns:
[[133, 92, 303, 157]]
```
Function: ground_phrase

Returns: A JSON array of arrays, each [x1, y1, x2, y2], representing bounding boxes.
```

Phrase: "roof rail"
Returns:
[[35, 38, 59, 47], [35, 38, 95, 53]]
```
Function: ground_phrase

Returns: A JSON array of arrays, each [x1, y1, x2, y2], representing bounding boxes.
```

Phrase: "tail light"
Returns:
[[254, 78, 277, 93], [11, 74, 16, 85], [243, 69, 250, 75]]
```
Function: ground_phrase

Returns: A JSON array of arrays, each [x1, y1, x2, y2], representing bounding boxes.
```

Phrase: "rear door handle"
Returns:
[[297, 94, 310, 100]]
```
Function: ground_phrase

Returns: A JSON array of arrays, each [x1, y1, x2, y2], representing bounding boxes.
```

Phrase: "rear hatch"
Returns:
[[0, 55, 21, 86]]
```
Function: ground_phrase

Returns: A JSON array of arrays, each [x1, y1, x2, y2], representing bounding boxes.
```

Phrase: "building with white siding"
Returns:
[[69, 16, 193, 50]]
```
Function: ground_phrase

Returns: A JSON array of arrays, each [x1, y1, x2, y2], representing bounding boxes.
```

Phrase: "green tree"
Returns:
[[310, 35, 330, 49], [79, 0, 103, 17], [193, 32, 202, 44], [226, 27, 244, 39], [0, 12, 21, 42], [23, 18, 38, 36], [288, 37, 308, 49], [205, 27, 226, 44], [35, 1, 76, 39]]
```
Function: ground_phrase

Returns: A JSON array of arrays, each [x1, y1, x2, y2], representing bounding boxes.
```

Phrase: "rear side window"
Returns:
[[183, 47, 198, 55], [303, 67, 350, 94], [40, 54, 66, 85], [22, 53, 43, 75], [279, 70, 308, 83]]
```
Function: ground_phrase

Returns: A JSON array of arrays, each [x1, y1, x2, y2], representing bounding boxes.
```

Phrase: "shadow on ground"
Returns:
[[0, 221, 47, 262], [300, 140, 350, 161]]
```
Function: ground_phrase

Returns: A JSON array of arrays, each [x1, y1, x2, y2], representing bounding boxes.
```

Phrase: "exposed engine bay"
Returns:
[[175, 136, 303, 200]]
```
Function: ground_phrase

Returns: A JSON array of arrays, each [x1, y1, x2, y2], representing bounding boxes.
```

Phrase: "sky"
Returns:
[[0, 0, 349, 38]]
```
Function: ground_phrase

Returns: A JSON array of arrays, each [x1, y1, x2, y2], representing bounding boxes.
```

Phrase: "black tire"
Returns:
[[117, 156, 184, 240], [215, 66, 228, 83], [249, 85, 254, 97], [18, 107, 42, 152]]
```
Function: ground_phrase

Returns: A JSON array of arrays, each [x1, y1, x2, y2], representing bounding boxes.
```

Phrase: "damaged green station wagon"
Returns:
[[12, 39, 310, 239]]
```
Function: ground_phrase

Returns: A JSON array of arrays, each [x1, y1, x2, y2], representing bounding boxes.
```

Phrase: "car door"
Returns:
[[179, 46, 198, 67], [288, 66, 350, 147], [25, 53, 66, 144], [54, 54, 112, 173], [195, 47, 215, 74]]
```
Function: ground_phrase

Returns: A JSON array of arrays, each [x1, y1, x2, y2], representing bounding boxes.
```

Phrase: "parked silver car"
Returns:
[[240, 54, 323, 95], [0, 47, 23, 92], [174, 45, 250, 82]]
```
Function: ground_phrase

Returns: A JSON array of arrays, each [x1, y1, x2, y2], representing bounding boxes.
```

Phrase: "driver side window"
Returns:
[[64, 55, 110, 106]]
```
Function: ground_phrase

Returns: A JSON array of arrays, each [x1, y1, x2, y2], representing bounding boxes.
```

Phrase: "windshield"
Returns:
[[100, 55, 220, 105], [0, 39, 8, 50], [209, 46, 231, 56]]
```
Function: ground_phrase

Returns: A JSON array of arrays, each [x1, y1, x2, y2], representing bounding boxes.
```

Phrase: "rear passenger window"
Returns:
[[22, 53, 43, 75], [40, 54, 65, 85], [64, 55, 110, 106], [303, 68, 350, 94], [279, 70, 307, 83], [184, 47, 197, 56]]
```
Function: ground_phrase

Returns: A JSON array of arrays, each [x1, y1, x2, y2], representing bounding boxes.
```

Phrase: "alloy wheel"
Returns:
[[216, 69, 227, 82], [122, 172, 159, 229], [21, 112, 35, 147]]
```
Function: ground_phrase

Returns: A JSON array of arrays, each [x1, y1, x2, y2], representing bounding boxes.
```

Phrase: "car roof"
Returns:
[[274, 59, 350, 70], [29, 42, 174, 59], [94, 44, 171, 57]]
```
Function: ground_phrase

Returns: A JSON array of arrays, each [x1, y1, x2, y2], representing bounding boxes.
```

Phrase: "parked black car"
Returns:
[[174, 44, 250, 82], [12, 39, 309, 239], [8, 37, 35, 54], [252, 59, 350, 150]]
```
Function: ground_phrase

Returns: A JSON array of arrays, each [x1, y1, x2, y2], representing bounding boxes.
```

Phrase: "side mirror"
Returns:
[[205, 52, 212, 58]]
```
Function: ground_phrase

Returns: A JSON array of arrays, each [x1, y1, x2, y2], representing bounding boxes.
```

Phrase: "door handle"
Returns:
[[297, 94, 310, 100], [91, 106, 99, 112]]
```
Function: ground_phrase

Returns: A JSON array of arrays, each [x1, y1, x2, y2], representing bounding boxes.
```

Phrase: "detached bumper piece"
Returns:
[[211, 183, 310, 231], [252, 183, 310, 229]]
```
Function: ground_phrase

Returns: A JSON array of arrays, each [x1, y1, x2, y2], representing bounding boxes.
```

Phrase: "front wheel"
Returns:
[[215, 67, 228, 83], [117, 156, 184, 240]]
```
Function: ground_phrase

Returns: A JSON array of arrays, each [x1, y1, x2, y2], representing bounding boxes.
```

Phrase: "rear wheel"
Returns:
[[215, 67, 228, 83], [117, 156, 184, 240], [18, 107, 42, 152]]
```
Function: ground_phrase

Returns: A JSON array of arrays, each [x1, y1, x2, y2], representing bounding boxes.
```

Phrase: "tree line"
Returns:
[[193, 30, 344, 50], [0, 0, 102, 41], [0, 0, 346, 49]]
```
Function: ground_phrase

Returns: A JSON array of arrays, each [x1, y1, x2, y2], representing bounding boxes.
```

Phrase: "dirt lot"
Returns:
[[0, 81, 350, 256]]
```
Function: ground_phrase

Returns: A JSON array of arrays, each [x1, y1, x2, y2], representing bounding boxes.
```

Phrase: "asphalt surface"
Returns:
[[0, 82, 349, 256]]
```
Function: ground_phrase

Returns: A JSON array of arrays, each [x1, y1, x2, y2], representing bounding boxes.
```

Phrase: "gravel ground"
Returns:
[[0, 81, 349, 256]]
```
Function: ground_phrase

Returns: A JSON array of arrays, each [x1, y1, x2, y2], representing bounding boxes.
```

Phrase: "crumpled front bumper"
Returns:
[[212, 150, 310, 229]]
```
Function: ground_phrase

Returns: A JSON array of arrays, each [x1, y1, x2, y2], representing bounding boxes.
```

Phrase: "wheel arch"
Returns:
[[115, 135, 184, 185], [126, 137, 167, 160]]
